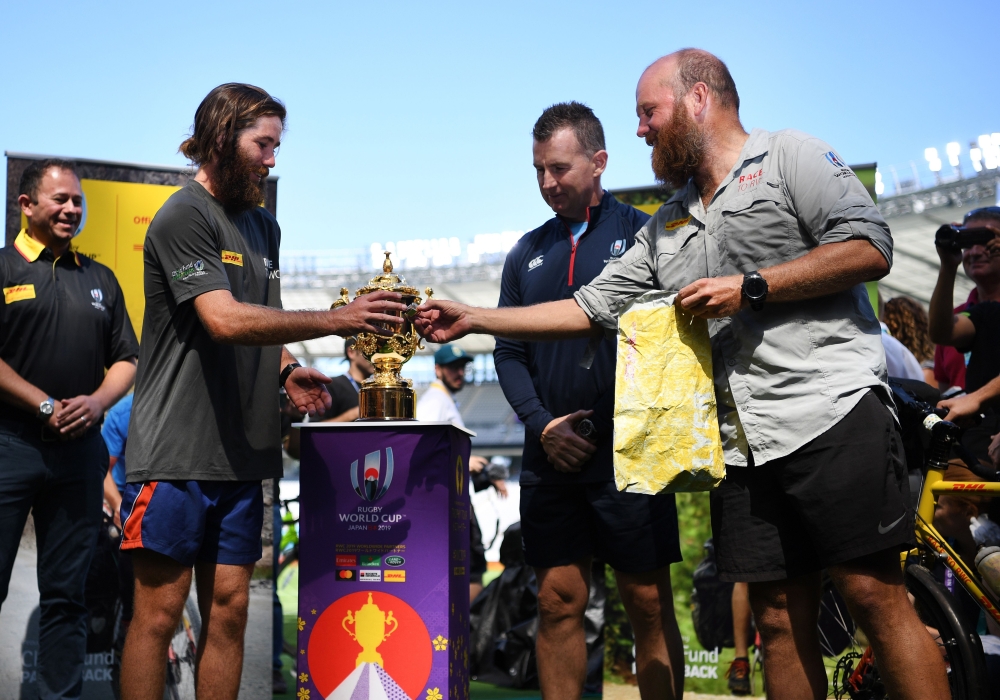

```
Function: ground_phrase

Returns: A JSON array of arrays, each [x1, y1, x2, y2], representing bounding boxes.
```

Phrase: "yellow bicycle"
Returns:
[[828, 382, 998, 699]]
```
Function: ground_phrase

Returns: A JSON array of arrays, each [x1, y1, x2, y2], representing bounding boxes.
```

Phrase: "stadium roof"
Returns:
[[284, 171, 1000, 363]]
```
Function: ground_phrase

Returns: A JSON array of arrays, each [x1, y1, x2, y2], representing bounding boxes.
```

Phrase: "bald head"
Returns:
[[642, 49, 740, 113]]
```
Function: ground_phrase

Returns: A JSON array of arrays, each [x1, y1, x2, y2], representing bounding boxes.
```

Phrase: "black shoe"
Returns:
[[727, 656, 752, 696], [273, 669, 288, 694]]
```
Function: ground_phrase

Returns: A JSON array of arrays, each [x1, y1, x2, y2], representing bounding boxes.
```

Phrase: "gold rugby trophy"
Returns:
[[331, 252, 431, 420]]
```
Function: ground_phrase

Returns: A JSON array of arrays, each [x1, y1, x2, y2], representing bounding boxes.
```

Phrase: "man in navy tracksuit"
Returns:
[[495, 103, 684, 700]]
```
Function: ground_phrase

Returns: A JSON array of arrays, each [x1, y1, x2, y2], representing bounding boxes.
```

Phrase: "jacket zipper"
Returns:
[[564, 207, 591, 287]]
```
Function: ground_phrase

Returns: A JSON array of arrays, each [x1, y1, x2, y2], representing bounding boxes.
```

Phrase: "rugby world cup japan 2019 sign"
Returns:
[[297, 424, 472, 700]]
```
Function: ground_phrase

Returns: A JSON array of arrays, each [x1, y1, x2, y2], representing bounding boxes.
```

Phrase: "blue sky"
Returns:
[[3, 0, 998, 251]]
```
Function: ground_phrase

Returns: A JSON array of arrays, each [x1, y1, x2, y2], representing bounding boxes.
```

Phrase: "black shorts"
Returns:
[[519, 479, 682, 573], [711, 391, 915, 583]]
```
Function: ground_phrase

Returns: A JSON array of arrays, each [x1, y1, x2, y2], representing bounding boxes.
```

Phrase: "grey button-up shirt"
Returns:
[[575, 128, 892, 467]]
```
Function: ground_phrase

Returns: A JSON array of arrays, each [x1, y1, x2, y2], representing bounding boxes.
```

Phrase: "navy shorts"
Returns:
[[519, 479, 682, 573], [120, 480, 263, 566]]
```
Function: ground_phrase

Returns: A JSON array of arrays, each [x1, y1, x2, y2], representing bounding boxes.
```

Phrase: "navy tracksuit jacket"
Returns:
[[494, 191, 650, 484]]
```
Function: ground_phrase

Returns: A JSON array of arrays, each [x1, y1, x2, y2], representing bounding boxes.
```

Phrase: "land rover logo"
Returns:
[[384, 555, 405, 567]]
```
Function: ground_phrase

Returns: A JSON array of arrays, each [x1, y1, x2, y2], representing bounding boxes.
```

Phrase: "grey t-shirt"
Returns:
[[126, 181, 282, 482]]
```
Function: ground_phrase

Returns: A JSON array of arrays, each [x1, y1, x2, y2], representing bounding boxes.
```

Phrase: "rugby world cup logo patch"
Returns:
[[350, 448, 394, 501], [610, 239, 626, 257], [91, 288, 103, 303]]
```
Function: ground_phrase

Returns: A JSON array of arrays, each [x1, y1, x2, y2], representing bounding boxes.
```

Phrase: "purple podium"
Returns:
[[295, 422, 473, 700]]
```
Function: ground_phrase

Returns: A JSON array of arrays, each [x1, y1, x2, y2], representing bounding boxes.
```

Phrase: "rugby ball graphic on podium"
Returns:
[[328, 662, 410, 700]]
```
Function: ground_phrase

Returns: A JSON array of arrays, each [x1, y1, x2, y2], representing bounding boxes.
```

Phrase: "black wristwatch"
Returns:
[[742, 271, 768, 311], [280, 363, 302, 388]]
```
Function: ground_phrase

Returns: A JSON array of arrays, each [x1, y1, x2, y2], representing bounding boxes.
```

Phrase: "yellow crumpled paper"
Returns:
[[613, 291, 725, 494]]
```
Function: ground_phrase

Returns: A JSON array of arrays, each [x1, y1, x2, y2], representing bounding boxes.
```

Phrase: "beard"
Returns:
[[650, 106, 706, 190], [214, 141, 268, 212]]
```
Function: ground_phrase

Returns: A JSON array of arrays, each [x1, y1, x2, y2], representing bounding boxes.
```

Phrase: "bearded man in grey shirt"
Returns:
[[416, 50, 947, 700]]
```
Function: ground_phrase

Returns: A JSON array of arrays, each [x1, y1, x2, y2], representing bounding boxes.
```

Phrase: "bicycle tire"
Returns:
[[163, 591, 201, 700], [904, 564, 989, 700]]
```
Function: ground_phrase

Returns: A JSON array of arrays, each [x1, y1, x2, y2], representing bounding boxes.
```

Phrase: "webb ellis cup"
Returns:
[[331, 251, 432, 419]]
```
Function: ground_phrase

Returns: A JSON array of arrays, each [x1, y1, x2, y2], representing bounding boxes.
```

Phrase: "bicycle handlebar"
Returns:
[[890, 381, 1000, 482]]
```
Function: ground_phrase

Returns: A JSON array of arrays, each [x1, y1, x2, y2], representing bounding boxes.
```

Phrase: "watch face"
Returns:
[[745, 276, 767, 298], [39, 402, 54, 416]]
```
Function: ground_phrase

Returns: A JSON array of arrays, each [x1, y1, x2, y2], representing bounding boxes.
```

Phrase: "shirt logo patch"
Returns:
[[738, 168, 764, 192], [172, 260, 208, 282], [610, 239, 626, 257], [221, 250, 243, 266], [528, 255, 544, 270], [825, 151, 846, 168], [664, 216, 692, 231], [90, 288, 106, 311], [3, 285, 35, 304]]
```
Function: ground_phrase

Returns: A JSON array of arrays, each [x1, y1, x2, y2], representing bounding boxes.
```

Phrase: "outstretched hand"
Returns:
[[413, 299, 475, 343], [333, 290, 407, 336], [285, 367, 333, 417]]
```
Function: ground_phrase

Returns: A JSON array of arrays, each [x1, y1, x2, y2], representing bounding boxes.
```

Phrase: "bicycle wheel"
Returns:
[[164, 591, 201, 700], [903, 564, 988, 700]]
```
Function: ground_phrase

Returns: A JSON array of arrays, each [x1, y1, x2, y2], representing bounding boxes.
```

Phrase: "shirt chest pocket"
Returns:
[[654, 224, 698, 258], [718, 189, 796, 267]]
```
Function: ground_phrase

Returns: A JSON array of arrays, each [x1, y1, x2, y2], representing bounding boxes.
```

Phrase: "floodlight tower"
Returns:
[[946, 142, 962, 179], [924, 147, 943, 185]]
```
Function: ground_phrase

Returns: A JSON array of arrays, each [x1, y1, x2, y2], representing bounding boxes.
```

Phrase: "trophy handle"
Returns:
[[342, 611, 357, 640], [331, 288, 351, 309], [383, 611, 398, 640]]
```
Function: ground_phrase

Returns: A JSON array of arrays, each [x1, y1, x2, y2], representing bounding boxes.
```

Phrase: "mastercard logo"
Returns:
[[336, 569, 357, 581]]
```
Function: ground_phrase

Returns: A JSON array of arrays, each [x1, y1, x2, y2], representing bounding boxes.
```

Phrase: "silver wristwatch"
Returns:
[[38, 397, 55, 421]]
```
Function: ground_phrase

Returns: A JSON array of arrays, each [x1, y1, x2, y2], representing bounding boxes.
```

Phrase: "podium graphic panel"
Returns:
[[297, 423, 471, 700]]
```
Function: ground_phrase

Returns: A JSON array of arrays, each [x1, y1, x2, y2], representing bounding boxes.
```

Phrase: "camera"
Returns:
[[935, 224, 997, 252]]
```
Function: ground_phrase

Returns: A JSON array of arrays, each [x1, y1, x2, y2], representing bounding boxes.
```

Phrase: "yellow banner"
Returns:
[[22, 180, 181, 339]]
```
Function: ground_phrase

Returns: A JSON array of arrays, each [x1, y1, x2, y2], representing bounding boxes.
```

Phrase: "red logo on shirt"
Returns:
[[738, 169, 764, 192]]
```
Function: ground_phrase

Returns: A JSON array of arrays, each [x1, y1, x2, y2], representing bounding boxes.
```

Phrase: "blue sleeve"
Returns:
[[493, 242, 555, 439], [101, 403, 127, 459]]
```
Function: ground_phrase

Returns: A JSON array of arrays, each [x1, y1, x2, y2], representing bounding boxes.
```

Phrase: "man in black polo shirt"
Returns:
[[494, 103, 684, 700], [118, 84, 406, 700], [0, 159, 138, 699]]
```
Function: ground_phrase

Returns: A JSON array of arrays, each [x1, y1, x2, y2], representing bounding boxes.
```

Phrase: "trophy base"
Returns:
[[357, 384, 416, 420]]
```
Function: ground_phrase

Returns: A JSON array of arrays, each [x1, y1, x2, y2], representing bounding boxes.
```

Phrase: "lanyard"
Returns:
[[346, 375, 361, 393]]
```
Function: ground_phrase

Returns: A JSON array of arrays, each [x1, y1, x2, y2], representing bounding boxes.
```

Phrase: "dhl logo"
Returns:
[[384, 570, 405, 583], [221, 250, 243, 266], [951, 483, 987, 490], [664, 216, 692, 231], [3, 285, 35, 304]]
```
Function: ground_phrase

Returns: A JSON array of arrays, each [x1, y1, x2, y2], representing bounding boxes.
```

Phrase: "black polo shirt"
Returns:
[[0, 231, 138, 422]]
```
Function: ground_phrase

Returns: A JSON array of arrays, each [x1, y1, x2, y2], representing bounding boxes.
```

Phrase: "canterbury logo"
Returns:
[[221, 250, 243, 266], [3, 285, 35, 304], [664, 216, 692, 231]]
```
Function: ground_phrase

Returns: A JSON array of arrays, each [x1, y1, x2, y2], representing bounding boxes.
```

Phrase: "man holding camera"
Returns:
[[929, 207, 1000, 455], [417, 49, 949, 699], [932, 207, 1000, 392], [493, 102, 683, 700]]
